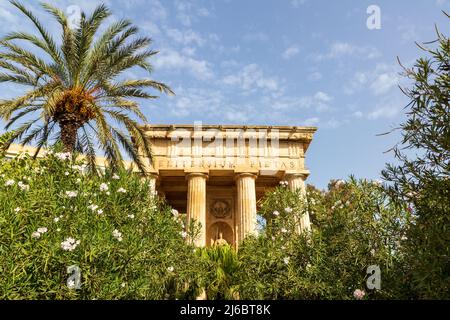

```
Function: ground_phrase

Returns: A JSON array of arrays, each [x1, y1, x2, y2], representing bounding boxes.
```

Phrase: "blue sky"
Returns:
[[0, 0, 449, 189]]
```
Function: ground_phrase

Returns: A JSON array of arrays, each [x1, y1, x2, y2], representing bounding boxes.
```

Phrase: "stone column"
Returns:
[[235, 173, 258, 243], [148, 173, 158, 196], [285, 173, 310, 232], [186, 173, 208, 246]]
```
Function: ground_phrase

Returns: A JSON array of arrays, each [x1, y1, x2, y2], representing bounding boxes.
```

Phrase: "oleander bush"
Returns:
[[0, 150, 206, 299], [236, 178, 410, 300], [0, 149, 448, 300]]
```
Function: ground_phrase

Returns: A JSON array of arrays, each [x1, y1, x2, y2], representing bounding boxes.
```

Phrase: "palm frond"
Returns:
[[9, 0, 62, 64]]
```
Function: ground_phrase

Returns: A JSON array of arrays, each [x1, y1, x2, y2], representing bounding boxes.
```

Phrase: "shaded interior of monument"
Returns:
[[156, 170, 283, 247]]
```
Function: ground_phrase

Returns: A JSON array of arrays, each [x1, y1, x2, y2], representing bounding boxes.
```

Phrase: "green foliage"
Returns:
[[0, 131, 14, 158], [237, 179, 409, 299], [0, 150, 205, 299], [382, 21, 450, 299], [198, 245, 240, 300]]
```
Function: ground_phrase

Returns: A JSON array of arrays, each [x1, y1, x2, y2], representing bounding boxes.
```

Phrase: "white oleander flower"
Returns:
[[353, 289, 365, 300], [31, 231, 41, 239], [37, 227, 48, 234], [64, 172, 70, 176], [112, 229, 123, 241], [61, 237, 80, 251], [88, 204, 99, 211], [18, 181, 30, 191], [167, 266, 174, 272], [284, 207, 293, 213], [117, 188, 127, 193], [180, 231, 187, 238], [97, 209, 104, 215], [281, 228, 288, 233], [171, 209, 179, 217], [127, 214, 135, 219], [99, 183, 109, 192], [55, 152, 71, 161], [335, 180, 346, 187], [273, 210, 280, 216], [112, 174, 120, 180], [65, 191, 78, 198], [121, 282, 126, 288], [5, 179, 15, 186], [283, 257, 290, 265], [14, 207, 21, 213]]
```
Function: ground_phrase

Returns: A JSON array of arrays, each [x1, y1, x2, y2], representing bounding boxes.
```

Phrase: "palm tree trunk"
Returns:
[[59, 120, 79, 153]]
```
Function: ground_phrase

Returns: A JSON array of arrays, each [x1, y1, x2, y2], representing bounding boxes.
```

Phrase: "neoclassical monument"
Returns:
[[141, 124, 316, 247], [5, 124, 317, 247]]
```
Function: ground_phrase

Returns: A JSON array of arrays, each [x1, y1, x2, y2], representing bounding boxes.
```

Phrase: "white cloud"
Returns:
[[166, 28, 205, 47], [352, 111, 363, 118], [344, 72, 369, 95], [344, 64, 400, 96], [269, 91, 333, 113], [314, 91, 332, 102], [370, 72, 399, 95], [282, 46, 300, 60], [141, 21, 161, 36], [222, 64, 279, 93], [167, 87, 254, 123], [174, 0, 210, 27], [315, 42, 381, 61], [153, 49, 214, 80], [0, 5, 18, 25], [225, 109, 250, 123], [182, 47, 197, 56], [368, 98, 403, 120], [303, 117, 319, 126], [324, 118, 346, 129], [169, 87, 224, 118]]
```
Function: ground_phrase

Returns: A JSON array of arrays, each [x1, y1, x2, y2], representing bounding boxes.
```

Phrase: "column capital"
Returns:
[[185, 172, 209, 181], [234, 172, 258, 181], [284, 172, 308, 180]]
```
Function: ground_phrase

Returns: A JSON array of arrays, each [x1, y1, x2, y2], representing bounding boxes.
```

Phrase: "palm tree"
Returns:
[[0, 1, 173, 172]]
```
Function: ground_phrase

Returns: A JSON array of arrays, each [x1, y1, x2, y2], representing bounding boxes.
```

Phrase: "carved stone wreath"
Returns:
[[210, 199, 231, 218]]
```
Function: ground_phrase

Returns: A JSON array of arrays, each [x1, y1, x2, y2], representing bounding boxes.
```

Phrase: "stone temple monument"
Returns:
[[140, 124, 317, 247]]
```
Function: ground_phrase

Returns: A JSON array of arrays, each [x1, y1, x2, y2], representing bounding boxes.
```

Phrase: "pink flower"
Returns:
[[353, 289, 365, 300]]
